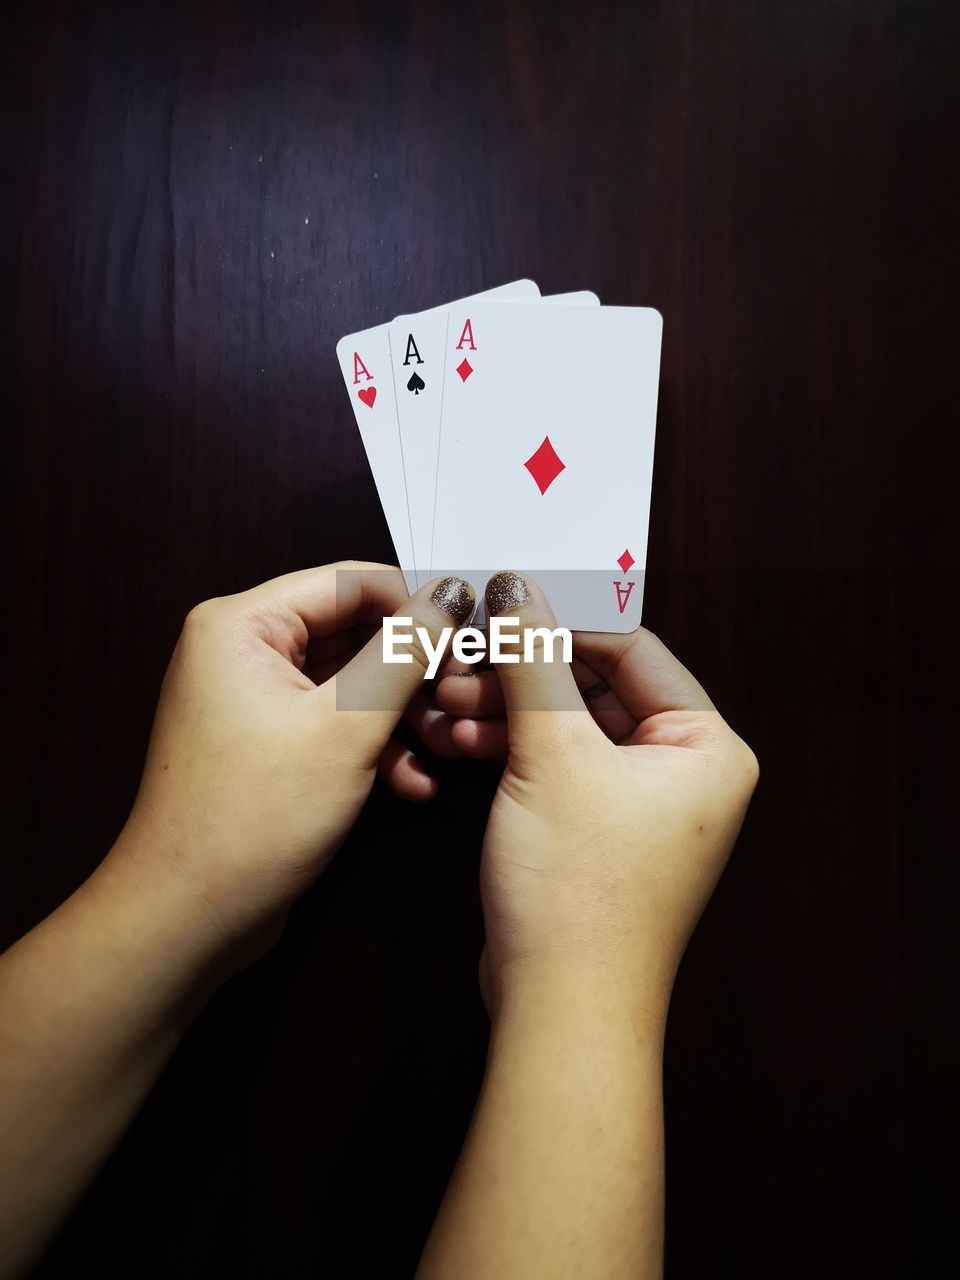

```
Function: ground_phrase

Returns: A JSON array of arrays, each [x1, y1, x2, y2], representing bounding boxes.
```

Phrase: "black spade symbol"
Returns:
[[406, 371, 425, 395]]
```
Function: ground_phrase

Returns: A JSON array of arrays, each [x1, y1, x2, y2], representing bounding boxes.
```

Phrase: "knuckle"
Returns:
[[389, 618, 434, 677], [184, 596, 226, 632], [732, 735, 760, 791], [406, 635, 434, 678], [329, 558, 394, 573], [695, 710, 728, 751]]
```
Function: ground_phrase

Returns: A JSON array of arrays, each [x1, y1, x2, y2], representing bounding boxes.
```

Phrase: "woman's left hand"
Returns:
[[112, 562, 475, 965]]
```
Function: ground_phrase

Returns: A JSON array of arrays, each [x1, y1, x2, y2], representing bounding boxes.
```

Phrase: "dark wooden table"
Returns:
[[5, 2, 958, 1275]]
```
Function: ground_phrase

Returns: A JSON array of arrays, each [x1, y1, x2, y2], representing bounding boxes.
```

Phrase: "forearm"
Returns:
[[0, 832, 225, 1275], [418, 965, 668, 1280]]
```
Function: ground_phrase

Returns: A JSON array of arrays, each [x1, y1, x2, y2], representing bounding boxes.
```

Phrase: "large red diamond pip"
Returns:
[[524, 435, 566, 495]]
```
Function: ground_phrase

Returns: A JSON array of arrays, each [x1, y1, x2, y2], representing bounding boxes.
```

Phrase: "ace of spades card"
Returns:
[[335, 280, 541, 594]]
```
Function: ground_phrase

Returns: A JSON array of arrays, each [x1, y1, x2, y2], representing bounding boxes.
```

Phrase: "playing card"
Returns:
[[336, 280, 541, 593], [430, 303, 663, 632], [389, 292, 600, 588]]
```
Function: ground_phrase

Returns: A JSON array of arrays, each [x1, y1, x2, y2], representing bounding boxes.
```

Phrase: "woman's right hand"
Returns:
[[435, 572, 759, 1020]]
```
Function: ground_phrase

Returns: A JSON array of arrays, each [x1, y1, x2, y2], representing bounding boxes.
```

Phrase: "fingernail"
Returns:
[[485, 570, 529, 616], [430, 576, 476, 624]]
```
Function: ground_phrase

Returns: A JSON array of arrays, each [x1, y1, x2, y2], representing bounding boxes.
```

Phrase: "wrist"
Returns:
[[111, 804, 292, 977], [84, 826, 241, 1000], [491, 954, 673, 1050]]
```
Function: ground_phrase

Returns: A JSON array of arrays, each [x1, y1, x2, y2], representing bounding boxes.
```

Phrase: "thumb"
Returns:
[[329, 574, 477, 758], [484, 570, 595, 760]]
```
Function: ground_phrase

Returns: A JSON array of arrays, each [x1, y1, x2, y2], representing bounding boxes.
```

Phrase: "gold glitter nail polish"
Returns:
[[430, 576, 476, 624], [485, 570, 529, 616]]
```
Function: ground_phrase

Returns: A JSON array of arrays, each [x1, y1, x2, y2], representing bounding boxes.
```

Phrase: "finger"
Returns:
[[570, 655, 640, 744], [483, 570, 595, 759], [435, 640, 637, 742], [303, 621, 383, 686], [573, 627, 715, 724], [330, 574, 477, 757], [243, 560, 409, 631], [438, 663, 633, 748], [233, 561, 411, 665], [376, 739, 439, 802], [403, 688, 464, 759], [431, 640, 486, 680], [450, 717, 509, 759], [435, 669, 504, 719]]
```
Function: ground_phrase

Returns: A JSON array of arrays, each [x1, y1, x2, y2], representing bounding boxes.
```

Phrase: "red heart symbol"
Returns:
[[358, 386, 377, 409]]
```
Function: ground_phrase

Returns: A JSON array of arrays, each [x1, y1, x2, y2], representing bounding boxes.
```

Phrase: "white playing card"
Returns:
[[389, 292, 600, 588], [430, 303, 663, 632], [336, 280, 541, 594]]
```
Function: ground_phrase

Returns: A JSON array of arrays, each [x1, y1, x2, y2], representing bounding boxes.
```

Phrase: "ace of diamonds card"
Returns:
[[430, 303, 663, 632]]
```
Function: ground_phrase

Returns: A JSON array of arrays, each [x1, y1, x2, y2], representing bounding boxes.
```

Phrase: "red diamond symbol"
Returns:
[[524, 435, 566, 495], [617, 548, 635, 574], [456, 358, 473, 382]]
